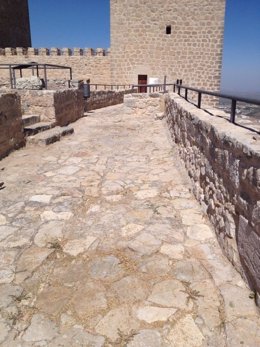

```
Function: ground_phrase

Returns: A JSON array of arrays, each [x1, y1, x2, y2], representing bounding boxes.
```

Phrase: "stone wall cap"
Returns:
[[168, 94, 260, 156]]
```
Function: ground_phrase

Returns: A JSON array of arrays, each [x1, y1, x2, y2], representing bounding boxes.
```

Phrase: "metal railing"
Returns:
[[173, 82, 260, 124], [89, 84, 133, 91], [132, 83, 173, 93], [0, 63, 72, 90], [132, 80, 260, 124]]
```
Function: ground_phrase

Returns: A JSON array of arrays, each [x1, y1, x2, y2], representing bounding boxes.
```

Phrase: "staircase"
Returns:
[[22, 115, 74, 146]]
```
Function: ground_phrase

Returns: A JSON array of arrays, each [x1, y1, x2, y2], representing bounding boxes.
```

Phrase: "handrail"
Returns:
[[131, 83, 172, 93], [132, 81, 260, 124], [174, 83, 260, 124], [89, 84, 133, 91], [0, 63, 72, 90]]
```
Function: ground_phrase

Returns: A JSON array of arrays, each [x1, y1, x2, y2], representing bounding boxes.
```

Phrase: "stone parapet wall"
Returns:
[[0, 48, 111, 85], [0, 93, 25, 159], [164, 93, 260, 295], [85, 89, 135, 111], [54, 89, 84, 126], [18, 89, 84, 126]]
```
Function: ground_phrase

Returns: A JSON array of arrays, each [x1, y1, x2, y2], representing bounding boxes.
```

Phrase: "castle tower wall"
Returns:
[[0, 0, 31, 48], [110, 0, 226, 91]]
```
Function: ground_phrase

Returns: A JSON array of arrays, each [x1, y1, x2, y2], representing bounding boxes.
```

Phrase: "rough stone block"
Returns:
[[164, 93, 260, 296], [0, 93, 25, 159]]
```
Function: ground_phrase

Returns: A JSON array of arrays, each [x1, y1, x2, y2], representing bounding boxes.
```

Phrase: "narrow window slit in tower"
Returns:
[[166, 25, 171, 35]]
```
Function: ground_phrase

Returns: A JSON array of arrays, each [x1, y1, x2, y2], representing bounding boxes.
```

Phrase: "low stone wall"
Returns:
[[18, 90, 56, 122], [124, 93, 164, 115], [18, 89, 84, 126], [85, 89, 135, 112], [165, 93, 260, 295], [54, 89, 84, 126], [0, 93, 25, 159]]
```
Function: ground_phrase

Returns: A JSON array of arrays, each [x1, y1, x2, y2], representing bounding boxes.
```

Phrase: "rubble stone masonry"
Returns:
[[85, 89, 135, 112], [165, 93, 260, 295], [0, 93, 25, 159], [17, 89, 84, 126], [110, 0, 226, 90]]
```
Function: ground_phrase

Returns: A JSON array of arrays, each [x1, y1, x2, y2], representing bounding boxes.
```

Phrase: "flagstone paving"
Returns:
[[0, 104, 259, 346]]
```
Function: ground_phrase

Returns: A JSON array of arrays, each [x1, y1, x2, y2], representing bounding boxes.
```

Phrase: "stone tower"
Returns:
[[0, 0, 31, 48], [110, 0, 226, 91]]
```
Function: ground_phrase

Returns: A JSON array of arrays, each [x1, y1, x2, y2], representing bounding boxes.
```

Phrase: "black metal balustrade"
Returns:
[[173, 82, 260, 124], [89, 84, 133, 91], [133, 80, 260, 125], [131, 83, 173, 93]]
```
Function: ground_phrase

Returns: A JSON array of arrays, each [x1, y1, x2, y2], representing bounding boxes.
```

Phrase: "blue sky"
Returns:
[[222, 0, 260, 96], [28, 0, 260, 97]]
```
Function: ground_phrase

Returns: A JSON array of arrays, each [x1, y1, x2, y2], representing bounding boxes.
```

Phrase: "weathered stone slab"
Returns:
[[22, 314, 58, 342], [95, 305, 139, 342]]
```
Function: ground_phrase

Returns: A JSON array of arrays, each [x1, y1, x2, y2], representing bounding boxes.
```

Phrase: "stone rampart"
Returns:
[[18, 89, 84, 126], [85, 89, 135, 111], [0, 93, 25, 159], [165, 93, 260, 295], [0, 48, 111, 85]]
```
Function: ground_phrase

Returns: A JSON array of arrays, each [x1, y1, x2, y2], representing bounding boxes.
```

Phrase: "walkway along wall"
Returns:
[[164, 93, 260, 296]]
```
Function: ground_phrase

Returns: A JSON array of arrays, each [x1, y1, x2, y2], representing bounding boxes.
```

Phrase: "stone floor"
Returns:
[[0, 104, 259, 347]]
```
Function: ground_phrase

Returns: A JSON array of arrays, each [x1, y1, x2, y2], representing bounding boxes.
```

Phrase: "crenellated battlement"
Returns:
[[0, 46, 112, 85], [0, 47, 110, 57]]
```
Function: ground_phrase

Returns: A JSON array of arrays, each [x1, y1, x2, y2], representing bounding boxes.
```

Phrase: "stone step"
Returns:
[[26, 126, 74, 146], [22, 114, 41, 127], [24, 122, 54, 136]]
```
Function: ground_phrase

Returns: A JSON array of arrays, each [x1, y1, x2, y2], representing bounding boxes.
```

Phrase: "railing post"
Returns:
[[43, 65, 48, 89], [9, 65, 13, 89], [173, 84, 176, 92], [185, 88, 188, 100], [178, 85, 180, 95], [230, 99, 237, 123], [198, 92, 202, 108], [163, 75, 167, 93]]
